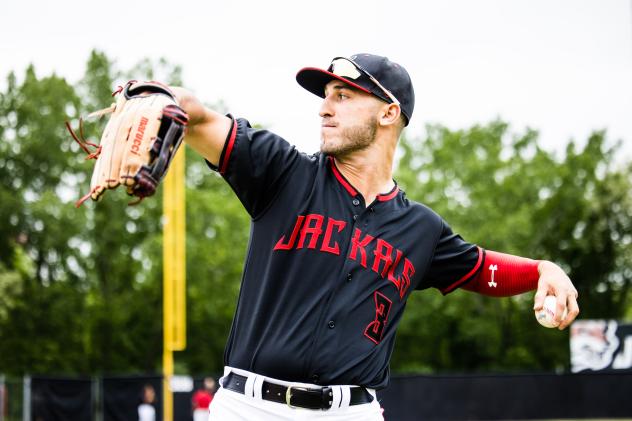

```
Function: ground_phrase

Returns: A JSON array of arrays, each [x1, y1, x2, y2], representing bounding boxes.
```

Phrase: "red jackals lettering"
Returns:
[[273, 215, 305, 250], [321, 218, 346, 254], [350, 229, 374, 267], [274, 214, 415, 298], [297, 214, 324, 249]]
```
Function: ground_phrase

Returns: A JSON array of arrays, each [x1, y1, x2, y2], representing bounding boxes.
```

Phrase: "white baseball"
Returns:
[[535, 295, 567, 328]]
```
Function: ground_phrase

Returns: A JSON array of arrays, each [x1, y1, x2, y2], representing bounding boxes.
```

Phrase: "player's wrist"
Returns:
[[536, 260, 560, 277]]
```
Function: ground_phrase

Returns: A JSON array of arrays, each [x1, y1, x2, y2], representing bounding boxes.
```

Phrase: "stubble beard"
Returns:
[[320, 116, 378, 157]]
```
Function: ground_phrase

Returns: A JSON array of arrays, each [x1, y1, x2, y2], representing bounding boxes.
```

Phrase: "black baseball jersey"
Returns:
[[207, 117, 482, 389]]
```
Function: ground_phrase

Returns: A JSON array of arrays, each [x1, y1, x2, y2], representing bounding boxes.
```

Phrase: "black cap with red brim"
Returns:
[[296, 54, 415, 125]]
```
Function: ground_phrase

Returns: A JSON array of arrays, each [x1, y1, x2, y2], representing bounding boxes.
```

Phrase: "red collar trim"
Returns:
[[328, 156, 358, 197], [328, 156, 400, 202], [377, 185, 399, 202]]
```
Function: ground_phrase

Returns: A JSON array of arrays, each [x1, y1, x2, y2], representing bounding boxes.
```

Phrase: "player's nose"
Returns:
[[319, 97, 334, 118]]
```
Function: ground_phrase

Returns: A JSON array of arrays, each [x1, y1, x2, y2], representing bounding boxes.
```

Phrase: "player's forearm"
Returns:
[[184, 109, 232, 166], [172, 87, 232, 166], [461, 249, 540, 296]]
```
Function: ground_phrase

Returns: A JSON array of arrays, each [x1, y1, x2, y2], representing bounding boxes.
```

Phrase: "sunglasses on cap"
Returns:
[[328, 57, 401, 107]]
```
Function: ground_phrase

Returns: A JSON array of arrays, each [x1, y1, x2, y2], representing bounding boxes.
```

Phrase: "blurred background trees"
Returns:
[[0, 51, 630, 377], [391, 122, 632, 373]]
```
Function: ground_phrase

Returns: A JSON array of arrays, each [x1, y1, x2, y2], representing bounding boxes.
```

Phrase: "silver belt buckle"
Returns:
[[285, 385, 308, 408]]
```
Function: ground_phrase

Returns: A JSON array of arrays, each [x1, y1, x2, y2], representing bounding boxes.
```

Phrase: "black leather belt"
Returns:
[[222, 372, 374, 410]]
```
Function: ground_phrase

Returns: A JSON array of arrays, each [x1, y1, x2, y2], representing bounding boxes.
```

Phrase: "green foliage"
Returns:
[[0, 50, 248, 377], [181, 157, 249, 375], [391, 122, 632, 373], [0, 52, 629, 378]]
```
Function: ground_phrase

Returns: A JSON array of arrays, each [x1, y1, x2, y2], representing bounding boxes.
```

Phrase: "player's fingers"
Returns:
[[532, 282, 549, 311], [554, 294, 567, 325], [558, 291, 579, 330]]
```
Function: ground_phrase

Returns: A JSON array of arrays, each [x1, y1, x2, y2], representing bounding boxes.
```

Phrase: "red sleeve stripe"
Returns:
[[328, 156, 358, 197], [219, 119, 238, 175], [440, 246, 484, 295]]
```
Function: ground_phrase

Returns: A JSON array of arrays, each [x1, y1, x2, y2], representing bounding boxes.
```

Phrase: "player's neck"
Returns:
[[333, 143, 395, 205]]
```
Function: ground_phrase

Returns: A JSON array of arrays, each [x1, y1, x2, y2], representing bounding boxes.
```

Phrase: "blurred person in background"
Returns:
[[192, 377, 216, 421], [138, 384, 156, 421]]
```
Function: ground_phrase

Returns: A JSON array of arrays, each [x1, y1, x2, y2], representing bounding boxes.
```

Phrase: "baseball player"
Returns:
[[171, 53, 579, 420]]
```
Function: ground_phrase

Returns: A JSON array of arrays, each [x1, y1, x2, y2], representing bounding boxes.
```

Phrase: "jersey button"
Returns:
[[328, 320, 335, 329], [347, 273, 352, 282], [353, 215, 358, 221], [312, 374, 319, 383], [352, 198, 360, 206]]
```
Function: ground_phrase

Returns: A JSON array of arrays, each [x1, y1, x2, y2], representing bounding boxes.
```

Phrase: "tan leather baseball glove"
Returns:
[[67, 80, 188, 206]]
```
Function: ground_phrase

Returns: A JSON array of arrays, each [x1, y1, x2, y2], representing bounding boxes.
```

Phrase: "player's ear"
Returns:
[[379, 103, 401, 128]]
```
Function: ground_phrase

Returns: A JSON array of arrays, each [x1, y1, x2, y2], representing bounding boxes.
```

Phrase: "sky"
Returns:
[[3, 0, 631, 159]]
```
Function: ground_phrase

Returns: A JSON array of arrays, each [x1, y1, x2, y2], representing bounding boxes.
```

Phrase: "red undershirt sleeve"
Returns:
[[461, 249, 540, 297]]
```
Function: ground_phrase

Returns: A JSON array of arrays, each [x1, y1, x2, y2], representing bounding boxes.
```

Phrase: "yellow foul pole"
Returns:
[[163, 147, 187, 421]]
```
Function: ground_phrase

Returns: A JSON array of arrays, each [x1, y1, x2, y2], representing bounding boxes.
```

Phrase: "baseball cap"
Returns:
[[296, 53, 415, 125]]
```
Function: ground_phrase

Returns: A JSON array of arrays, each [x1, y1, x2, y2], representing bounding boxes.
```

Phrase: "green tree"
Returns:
[[1, 52, 629, 379], [390, 122, 632, 373], [0, 51, 202, 375], [76, 52, 187, 373], [179, 160, 249, 375], [0, 65, 93, 373], [534, 136, 632, 319]]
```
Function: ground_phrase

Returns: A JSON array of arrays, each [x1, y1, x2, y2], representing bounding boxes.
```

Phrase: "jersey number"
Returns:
[[364, 291, 392, 344]]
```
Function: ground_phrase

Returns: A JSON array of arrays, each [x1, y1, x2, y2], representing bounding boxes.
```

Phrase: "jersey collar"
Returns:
[[327, 156, 400, 202]]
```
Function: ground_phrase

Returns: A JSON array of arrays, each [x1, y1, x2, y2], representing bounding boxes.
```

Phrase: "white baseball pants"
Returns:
[[207, 366, 384, 421]]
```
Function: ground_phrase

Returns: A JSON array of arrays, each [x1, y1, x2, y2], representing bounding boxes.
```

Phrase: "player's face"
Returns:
[[319, 81, 381, 156]]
